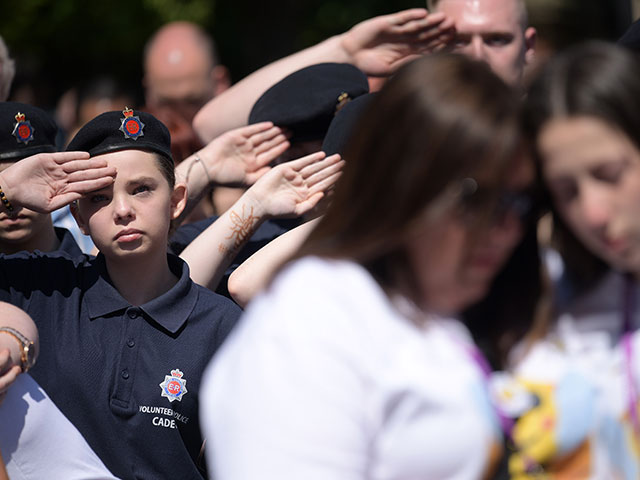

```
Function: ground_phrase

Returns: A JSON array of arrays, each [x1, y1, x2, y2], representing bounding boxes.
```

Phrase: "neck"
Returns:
[[105, 250, 178, 306], [0, 221, 60, 255]]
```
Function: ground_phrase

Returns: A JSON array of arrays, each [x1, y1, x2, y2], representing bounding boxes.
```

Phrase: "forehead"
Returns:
[[538, 116, 635, 175], [434, 0, 524, 33], [96, 149, 162, 176]]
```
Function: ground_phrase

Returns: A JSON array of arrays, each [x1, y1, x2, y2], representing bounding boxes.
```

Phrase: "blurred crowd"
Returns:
[[1, 1, 640, 479]]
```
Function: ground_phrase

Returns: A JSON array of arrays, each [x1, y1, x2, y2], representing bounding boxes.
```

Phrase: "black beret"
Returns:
[[248, 63, 369, 143], [66, 108, 173, 163], [618, 18, 640, 51], [321, 93, 375, 156], [0, 102, 57, 161]]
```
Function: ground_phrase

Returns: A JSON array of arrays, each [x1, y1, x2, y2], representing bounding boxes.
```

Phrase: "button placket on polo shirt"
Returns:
[[110, 306, 144, 412]]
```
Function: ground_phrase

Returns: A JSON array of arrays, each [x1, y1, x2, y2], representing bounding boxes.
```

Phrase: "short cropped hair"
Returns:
[[427, 0, 529, 30], [0, 36, 15, 101]]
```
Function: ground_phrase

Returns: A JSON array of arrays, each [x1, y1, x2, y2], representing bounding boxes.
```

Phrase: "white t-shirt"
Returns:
[[497, 269, 640, 479], [200, 257, 502, 480], [1, 373, 118, 480]]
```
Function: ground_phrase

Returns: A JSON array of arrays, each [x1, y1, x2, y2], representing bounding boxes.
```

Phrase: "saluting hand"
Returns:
[[196, 122, 290, 187], [340, 8, 455, 77], [244, 151, 344, 219], [0, 151, 117, 214]]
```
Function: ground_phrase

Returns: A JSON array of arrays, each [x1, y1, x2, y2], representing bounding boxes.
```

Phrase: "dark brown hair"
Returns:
[[523, 41, 640, 293], [297, 53, 546, 367]]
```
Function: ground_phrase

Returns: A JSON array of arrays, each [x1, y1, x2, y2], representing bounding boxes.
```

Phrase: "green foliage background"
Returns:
[[0, 0, 631, 109]]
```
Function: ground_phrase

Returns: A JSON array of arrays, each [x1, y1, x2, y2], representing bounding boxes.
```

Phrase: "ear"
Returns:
[[211, 65, 231, 96], [70, 201, 90, 236], [524, 27, 537, 66], [170, 182, 188, 220]]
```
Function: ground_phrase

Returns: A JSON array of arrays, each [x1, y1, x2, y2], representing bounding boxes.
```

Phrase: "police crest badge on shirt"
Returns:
[[159, 368, 188, 402]]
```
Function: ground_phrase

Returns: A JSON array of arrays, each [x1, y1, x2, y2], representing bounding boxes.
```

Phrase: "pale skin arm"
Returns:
[[0, 302, 39, 406], [193, 8, 454, 142], [180, 153, 343, 291], [228, 217, 320, 308], [174, 122, 289, 223]]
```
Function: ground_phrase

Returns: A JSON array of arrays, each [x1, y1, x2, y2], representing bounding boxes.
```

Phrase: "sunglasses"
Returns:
[[457, 178, 536, 224]]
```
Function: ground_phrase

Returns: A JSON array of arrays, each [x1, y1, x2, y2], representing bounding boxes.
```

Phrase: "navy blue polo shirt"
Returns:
[[0, 252, 240, 479], [54, 226, 84, 258]]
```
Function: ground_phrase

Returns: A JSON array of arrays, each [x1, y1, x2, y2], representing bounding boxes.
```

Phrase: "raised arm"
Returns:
[[174, 122, 289, 223], [193, 8, 454, 142], [228, 218, 320, 308], [0, 151, 116, 214], [180, 153, 343, 291]]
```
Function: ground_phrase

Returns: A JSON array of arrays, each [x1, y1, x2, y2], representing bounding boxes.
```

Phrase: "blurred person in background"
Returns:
[[200, 52, 547, 479], [143, 21, 232, 220], [0, 36, 15, 101]]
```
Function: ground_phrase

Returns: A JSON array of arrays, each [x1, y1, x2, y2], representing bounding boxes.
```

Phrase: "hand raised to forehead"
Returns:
[[341, 8, 455, 77], [0, 151, 117, 213]]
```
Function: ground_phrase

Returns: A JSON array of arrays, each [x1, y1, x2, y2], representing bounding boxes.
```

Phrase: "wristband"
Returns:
[[0, 185, 14, 213]]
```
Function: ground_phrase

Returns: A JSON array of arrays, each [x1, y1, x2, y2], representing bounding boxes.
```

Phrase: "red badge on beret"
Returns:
[[119, 107, 145, 140], [12, 112, 35, 145]]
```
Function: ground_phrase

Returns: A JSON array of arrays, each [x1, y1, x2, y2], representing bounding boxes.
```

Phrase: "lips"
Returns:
[[602, 235, 629, 255], [0, 214, 29, 223], [114, 228, 143, 242]]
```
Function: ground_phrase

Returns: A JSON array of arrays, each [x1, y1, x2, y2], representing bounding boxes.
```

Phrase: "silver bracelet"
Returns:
[[186, 153, 213, 187]]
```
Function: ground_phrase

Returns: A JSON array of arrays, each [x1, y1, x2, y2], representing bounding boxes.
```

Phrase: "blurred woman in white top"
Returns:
[[200, 52, 546, 480]]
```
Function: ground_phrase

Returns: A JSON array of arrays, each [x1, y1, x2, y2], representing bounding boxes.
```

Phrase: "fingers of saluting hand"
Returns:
[[298, 154, 344, 180], [384, 9, 429, 29], [286, 151, 328, 170], [51, 151, 91, 164], [253, 133, 290, 164], [239, 121, 275, 138], [303, 159, 345, 189], [63, 166, 117, 185]]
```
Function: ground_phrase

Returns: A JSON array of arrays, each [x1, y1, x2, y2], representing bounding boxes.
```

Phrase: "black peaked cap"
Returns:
[[67, 108, 173, 163], [0, 101, 58, 161], [248, 63, 369, 143], [321, 93, 376, 156]]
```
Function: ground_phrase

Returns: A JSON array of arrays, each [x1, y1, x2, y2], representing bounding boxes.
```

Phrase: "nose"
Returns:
[[469, 36, 488, 62], [577, 183, 611, 232], [113, 193, 135, 222]]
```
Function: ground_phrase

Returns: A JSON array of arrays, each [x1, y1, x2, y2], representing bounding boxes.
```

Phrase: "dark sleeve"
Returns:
[[169, 217, 218, 255]]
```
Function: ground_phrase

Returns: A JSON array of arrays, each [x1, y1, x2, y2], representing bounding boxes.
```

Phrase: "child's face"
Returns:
[[539, 116, 640, 274], [72, 150, 185, 262]]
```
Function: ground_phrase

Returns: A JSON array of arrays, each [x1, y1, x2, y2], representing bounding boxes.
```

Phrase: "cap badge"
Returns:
[[119, 107, 145, 140], [159, 368, 188, 403], [12, 112, 35, 145], [335, 92, 351, 115]]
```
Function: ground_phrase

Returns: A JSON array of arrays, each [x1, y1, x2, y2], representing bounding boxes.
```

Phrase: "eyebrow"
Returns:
[[126, 176, 159, 187]]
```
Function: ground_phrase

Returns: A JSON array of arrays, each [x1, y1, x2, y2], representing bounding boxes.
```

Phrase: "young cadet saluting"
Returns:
[[0, 102, 83, 257], [0, 108, 241, 479]]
